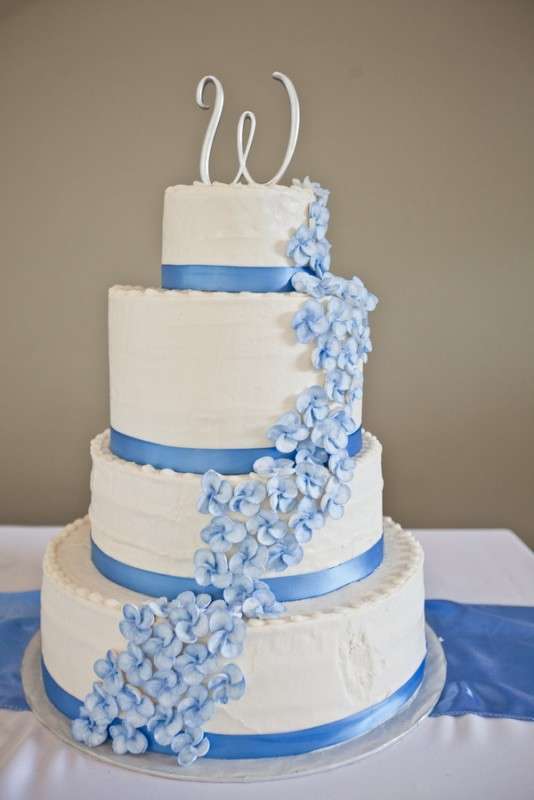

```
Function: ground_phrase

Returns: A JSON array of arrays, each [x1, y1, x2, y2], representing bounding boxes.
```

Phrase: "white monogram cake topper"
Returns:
[[196, 72, 300, 186]]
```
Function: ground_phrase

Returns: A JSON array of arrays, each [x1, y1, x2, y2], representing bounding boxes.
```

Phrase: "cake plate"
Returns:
[[22, 626, 446, 783]]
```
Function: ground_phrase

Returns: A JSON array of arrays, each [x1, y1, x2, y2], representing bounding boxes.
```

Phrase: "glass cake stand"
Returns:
[[22, 626, 446, 783]]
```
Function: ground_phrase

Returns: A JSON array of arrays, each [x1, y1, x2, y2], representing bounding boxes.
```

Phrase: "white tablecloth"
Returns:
[[1, 526, 533, 800]]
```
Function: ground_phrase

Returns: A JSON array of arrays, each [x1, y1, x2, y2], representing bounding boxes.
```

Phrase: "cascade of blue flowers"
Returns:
[[72, 178, 377, 766]]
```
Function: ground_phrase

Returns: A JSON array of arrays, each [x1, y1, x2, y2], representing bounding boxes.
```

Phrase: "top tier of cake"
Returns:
[[162, 183, 314, 267]]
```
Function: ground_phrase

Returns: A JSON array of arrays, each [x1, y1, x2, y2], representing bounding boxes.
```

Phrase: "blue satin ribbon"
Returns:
[[110, 426, 363, 475], [41, 657, 425, 759], [161, 264, 313, 293], [90, 535, 384, 602]]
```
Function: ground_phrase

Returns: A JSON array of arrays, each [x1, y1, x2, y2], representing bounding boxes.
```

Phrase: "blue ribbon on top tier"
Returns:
[[161, 264, 314, 293], [110, 426, 363, 475]]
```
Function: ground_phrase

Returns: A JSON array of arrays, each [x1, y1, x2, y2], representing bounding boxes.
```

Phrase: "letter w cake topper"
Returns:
[[196, 72, 300, 186]]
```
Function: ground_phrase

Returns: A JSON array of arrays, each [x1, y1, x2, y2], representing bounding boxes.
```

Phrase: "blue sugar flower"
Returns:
[[93, 650, 123, 696], [318, 273, 346, 298], [312, 333, 341, 371], [309, 200, 330, 239], [117, 643, 153, 686], [287, 224, 316, 267], [170, 591, 210, 643], [197, 470, 233, 515], [342, 275, 366, 302], [119, 604, 154, 646], [228, 536, 268, 579], [200, 515, 246, 553], [288, 497, 325, 544], [343, 276, 379, 313], [147, 596, 173, 618], [320, 476, 352, 520], [266, 533, 304, 573], [291, 271, 322, 297], [116, 684, 155, 727], [266, 475, 298, 513], [329, 450, 356, 483], [292, 300, 329, 344], [165, 591, 212, 625], [142, 623, 182, 670], [356, 324, 373, 360], [346, 375, 363, 406], [309, 179, 330, 206], [296, 385, 329, 428], [71, 709, 109, 748], [346, 387, 362, 407], [109, 720, 148, 755], [178, 685, 215, 729], [252, 455, 295, 478], [175, 642, 218, 686], [207, 608, 247, 659], [332, 409, 359, 435], [81, 682, 118, 727], [229, 480, 267, 517], [208, 664, 246, 704], [294, 440, 329, 466], [337, 337, 361, 376], [194, 549, 232, 589], [307, 239, 331, 278], [144, 669, 187, 708], [267, 411, 309, 453], [222, 573, 255, 613], [170, 726, 210, 767], [242, 581, 285, 618], [292, 176, 330, 206], [147, 706, 184, 747], [246, 509, 288, 546], [311, 416, 349, 454], [326, 297, 352, 339], [295, 461, 329, 499], [324, 368, 352, 403], [366, 291, 379, 312]]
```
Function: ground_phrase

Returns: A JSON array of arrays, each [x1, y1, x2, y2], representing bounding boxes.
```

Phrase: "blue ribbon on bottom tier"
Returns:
[[109, 426, 363, 475], [161, 264, 314, 293], [41, 657, 426, 759], [91, 535, 384, 602]]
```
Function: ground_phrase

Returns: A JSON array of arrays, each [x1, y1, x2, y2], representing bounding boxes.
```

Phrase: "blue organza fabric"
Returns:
[[427, 599, 534, 720], [0, 590, 40, 710]]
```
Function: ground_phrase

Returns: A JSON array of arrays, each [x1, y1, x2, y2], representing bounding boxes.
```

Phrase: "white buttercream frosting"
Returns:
[[41, 517, 425, 735], [109, 286, 363, 449], [89, 430, 383, 579], [162, 183, 314, 267]]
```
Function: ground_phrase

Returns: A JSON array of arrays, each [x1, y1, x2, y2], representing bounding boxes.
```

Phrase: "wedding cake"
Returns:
[[40, 73, 426, 766]]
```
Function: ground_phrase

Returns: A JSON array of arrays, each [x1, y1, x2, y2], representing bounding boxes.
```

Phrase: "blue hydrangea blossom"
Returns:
[[197, 470, 233, 515], [109, 720, 148, 755], [117, 643, 153, 685], [267, 411, 309, 453], [93, 650, 124, 695]]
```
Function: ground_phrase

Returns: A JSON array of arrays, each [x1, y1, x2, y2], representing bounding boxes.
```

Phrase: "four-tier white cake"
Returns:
[[40, 76, 426, 767]]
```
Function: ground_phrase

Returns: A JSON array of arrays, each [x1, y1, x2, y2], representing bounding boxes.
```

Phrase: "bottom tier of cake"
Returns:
[[40, 517, 425, 757]]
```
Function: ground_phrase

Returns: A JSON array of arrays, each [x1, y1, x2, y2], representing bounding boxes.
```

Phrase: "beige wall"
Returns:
[[1, 0, 533, 545]]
